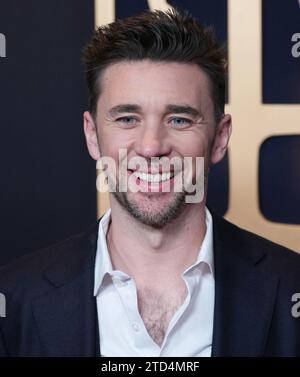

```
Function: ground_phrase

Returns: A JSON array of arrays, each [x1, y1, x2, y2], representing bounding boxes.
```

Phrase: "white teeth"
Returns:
[[133, 171, 174, 183]]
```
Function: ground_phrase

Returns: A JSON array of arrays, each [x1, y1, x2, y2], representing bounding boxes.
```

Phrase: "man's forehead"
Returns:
[[98, 60, 212, 106], [100, 59, 210, 85]]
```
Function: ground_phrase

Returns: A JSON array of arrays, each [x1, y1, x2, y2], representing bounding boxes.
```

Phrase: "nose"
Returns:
[[134, 122, 172, 159]]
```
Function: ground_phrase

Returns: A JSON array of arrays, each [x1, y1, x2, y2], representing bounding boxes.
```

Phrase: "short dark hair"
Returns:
[[83, 8, 226, 121]]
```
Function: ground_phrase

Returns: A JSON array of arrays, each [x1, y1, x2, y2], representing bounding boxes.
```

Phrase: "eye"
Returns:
[[169, 117, 193, 128], [115, 116, 139, 126]]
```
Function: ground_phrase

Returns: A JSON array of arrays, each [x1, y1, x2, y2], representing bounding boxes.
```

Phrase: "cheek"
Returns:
[[99, 141, 120, 160], [98, 127, 126, 157], [101, 126, 147, 163], [176, 133, 210, 158], [175, 135, 213, 176]]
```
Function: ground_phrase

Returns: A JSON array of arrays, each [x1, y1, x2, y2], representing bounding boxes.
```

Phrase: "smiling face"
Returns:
[[84, 60, 231, 227]]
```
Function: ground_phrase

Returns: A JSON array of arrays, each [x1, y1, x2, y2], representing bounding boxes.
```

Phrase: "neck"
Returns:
[[106, 196, 207, 286]]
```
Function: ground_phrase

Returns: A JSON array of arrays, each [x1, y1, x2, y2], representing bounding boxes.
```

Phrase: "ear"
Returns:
[[83, 111, 101, 161], [211, 114, 232, 164]]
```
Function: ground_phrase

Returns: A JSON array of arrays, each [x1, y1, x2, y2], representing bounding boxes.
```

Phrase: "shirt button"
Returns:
[[132, 322, 140, 332]]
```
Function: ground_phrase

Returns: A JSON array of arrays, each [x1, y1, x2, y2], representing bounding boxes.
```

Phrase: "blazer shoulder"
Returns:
[[0, 220, 99, 294], [214, 213, 300, 279]]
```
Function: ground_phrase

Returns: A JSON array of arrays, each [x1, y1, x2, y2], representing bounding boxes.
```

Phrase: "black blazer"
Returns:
[[0, 214, 300, 357]]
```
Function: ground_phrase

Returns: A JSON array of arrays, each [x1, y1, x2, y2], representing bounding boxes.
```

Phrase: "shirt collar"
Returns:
[[182, 207, 214, 278], [94, 207, 214, 296], [94, 208, 113, 296]]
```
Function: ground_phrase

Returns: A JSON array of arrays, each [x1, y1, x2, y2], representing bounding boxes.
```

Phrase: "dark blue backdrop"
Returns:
[[0, 0, 96, 266]]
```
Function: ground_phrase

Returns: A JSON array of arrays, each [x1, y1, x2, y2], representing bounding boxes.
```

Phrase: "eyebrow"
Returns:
[[108, 104, 142, 118], [165, 105, 202, 118], [107, 103, 202, 118]]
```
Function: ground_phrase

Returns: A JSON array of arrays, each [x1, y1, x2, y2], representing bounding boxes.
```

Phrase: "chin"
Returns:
[[113, 190, 186, 228]]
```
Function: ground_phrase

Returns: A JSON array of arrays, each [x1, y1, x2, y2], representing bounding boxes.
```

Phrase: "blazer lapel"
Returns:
[[32, 222, 100, 356], [211, 215, 279, 357]]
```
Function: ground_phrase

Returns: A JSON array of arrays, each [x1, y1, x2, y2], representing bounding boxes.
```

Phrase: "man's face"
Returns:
[[84, 60, 231, 227]]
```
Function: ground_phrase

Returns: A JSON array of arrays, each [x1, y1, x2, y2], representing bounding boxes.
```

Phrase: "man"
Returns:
[[0, 9, 300, 357]]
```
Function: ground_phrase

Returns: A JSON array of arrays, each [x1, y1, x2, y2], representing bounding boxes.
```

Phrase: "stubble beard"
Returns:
[[112, 189, 187, 229]]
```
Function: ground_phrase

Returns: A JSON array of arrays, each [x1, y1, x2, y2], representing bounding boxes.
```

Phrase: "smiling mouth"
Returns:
[[131, 171, 175, 183]]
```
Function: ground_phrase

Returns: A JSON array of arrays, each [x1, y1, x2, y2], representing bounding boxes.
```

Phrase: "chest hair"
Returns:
[[136, 284, 187, 347]]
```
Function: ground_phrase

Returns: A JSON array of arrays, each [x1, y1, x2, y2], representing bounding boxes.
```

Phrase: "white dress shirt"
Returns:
[[94, 207, 215, 357]]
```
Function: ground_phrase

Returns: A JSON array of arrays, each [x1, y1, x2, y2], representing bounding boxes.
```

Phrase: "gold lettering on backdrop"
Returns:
[[147, 0, 171, 12], [94, 0, 115, 26], [226, 0, 300, 252], [95, 0, 300, 252]]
